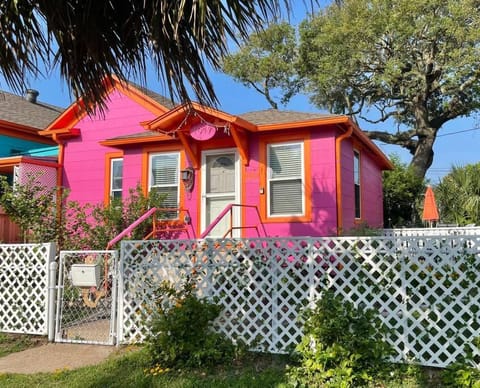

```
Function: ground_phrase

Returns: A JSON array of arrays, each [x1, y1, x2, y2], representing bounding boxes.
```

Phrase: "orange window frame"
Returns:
[[259, 132, 311, 223], [141, 145, 186, 210], [104, 151, 123, 204]]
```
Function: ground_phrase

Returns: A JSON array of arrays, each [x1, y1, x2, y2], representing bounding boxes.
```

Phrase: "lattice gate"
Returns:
[[55, 250, 118, 345], [0, 243, 56, 335]]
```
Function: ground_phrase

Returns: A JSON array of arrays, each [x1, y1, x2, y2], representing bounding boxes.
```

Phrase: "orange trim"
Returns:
[[257, 117, 391, 171], [0, 156, 60, 171], [230, 125, 249, 166], [42, 76, 170, 135], [259, 132, 311, 223], [99, 133, 173, 147], [335, 124, 354, 235], [177, 131, 200, 169], [0, 120, 56, 144], [144, 102, 257, 133], [241, 163, 246, 237], [114, 80, 169, 116], [39, 127, 81, 138], [104, 152, 124, 204], [141, 145, 185, 208], [42, 99, 88, 134], [256, 116, 350, 132]]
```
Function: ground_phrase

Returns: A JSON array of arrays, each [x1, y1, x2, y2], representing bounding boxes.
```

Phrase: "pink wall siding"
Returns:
[[340, 138, 355, 232], [122, 148, 144, 193], [340, 139, 385, 232], [63, 90, 157, 205], [244, 128, 339, 238], [61, 91, 387, 238], [361, 150, 384, 228]]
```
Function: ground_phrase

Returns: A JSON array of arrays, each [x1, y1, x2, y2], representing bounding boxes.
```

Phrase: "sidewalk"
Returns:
[[0, 343, 117, 374]]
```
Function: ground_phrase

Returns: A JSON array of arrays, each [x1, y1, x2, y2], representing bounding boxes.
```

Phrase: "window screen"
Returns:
[[267, 142, 304, 216], [149, 152, 179, 211], [110, 158, 123, 201], [354, 150, 361, 218]]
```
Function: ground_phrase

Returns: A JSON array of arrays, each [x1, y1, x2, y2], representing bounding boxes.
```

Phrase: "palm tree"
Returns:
[[0, 1, 287, 111], [435, 163, 480, 225]]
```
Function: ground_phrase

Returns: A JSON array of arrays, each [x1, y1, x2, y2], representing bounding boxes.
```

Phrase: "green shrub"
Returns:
[[287, 290, 394, 388], [442, 339, 480, 387], [442, 362, 480, 388], [62, 185, 164, 250], [145, 277, 238, 369]]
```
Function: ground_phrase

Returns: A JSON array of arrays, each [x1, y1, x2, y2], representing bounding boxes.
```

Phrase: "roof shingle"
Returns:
[[0, 91, 64, 130], [238, 109, 337, 125]]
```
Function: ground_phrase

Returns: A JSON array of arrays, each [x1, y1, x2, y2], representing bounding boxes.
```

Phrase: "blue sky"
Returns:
[[1, 2, 478, 183]]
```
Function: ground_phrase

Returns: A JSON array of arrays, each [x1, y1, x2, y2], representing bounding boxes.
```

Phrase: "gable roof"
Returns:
[[126, 81, 175, 110], [0, 90, 63, 130], [41, 78, 174, 138]]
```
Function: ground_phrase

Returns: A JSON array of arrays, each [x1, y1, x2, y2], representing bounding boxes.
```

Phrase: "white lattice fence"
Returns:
[[119, 236, 480, 368], [0, 243, 56, 335], [384, 226, 480, 237]]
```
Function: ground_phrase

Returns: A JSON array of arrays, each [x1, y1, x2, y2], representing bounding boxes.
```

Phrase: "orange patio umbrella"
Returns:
[[422, 186, 439, 226]]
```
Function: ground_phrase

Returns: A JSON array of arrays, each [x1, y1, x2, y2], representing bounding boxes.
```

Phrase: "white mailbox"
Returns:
[[71, 264, 101, 288]]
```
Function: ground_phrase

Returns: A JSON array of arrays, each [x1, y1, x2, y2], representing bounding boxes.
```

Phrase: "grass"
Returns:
[[0, 348, 289, 388], [0, 333, 47, 358], [0, 335, 445, 387]]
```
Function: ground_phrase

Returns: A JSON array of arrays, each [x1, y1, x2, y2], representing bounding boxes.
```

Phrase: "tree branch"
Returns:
[[364, 130, 418, 154]]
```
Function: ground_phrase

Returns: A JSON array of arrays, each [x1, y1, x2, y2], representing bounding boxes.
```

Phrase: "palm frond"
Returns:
[[0, 0, 289, 113]]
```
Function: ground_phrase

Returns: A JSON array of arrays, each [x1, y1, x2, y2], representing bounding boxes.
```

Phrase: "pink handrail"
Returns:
[[199, 204, 267, 239], [106, 207, 157, 249], [200, 204, 233, 239]]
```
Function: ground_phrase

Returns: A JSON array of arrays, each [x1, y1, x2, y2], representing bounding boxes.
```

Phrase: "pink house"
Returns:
[[41, 79, 392, 238]]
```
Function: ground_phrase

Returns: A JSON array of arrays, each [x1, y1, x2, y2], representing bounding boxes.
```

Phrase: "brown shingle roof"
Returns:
[[125, 81, 176, 110], [238, 109, 337, 125], [0, 91, 64, 129]]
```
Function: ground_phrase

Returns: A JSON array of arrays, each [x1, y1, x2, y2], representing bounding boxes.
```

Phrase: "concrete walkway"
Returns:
[[0, 343, 117, 374]]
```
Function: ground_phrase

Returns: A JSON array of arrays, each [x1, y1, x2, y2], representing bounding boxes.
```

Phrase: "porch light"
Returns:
[[181, 167, 195, 192]]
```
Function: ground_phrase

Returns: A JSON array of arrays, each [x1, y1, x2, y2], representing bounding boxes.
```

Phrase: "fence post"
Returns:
[[47, 247, 57, 342]]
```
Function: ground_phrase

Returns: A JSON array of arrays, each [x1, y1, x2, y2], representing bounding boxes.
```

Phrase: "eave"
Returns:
[[143, 102, 257, 133], [39, 127, 81, 140], [255, 116, 350, 132], [0, 120, 56, 145], [41, 75, 170, 138], [99, 133, 174, 147], [0, 156, 60, 173]]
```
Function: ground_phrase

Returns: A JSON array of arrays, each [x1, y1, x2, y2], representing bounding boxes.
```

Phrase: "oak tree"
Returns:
[[299, 0, 480, 178]]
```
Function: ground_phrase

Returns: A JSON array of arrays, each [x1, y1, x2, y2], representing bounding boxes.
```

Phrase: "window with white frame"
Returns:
[[110, 158, 123, 201], [267, 141, 304, 216], [354, 150, 361, 219], [149, 152, 180, 212]]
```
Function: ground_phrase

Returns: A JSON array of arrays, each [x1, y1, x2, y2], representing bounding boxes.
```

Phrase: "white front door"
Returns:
[[201, 149, 240, 238]]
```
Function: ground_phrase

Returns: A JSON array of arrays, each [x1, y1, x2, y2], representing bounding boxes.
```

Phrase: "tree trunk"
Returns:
[[409, 133, 436, 179]]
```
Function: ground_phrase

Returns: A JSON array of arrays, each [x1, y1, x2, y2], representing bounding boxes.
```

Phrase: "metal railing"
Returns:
[[200, 203, 267, 239]]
